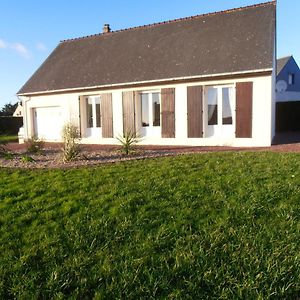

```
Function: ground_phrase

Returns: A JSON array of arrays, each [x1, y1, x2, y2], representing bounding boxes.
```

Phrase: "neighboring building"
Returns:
[[13, 102, 23, 117], [18, 2, 276, 147], [276, 56, 300, 131], [276, 56, 300, 102]]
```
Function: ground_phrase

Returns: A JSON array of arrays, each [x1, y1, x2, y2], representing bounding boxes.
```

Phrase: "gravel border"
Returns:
[[0, 148, 177, 169], [1, 140, 300, 169]]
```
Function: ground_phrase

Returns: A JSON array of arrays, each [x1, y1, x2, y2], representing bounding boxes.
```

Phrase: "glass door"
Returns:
[[140, 91, 161, 137], [85, 95, 102, 138], [206, 86, 235, 138]]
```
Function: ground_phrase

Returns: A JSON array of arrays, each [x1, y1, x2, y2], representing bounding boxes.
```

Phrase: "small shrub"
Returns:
[[25, 137, 45, 154], [0, 146, 9, 157], [0, 137, 11, 158], [0, 141, 7, 157], [21, 155, 35, 163], [62, 123, 81, 162], [116, 130, 142, 155], [3, 152, 14, 160]]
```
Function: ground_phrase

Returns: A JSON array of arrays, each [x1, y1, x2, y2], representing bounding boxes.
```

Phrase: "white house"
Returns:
[[18, 1, 276, 147]]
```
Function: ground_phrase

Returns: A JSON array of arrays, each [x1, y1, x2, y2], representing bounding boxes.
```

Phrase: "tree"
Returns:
[[0, 102, 18, 116]]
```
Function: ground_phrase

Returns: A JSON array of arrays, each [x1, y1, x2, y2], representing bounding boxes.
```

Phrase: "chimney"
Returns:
[[103, 24, 111, 34]]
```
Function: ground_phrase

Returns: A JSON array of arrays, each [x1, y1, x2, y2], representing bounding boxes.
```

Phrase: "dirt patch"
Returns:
[[1, 142, 300, 169]]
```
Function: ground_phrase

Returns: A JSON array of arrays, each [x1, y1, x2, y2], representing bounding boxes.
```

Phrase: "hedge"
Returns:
[[0, 117, 23, 135]]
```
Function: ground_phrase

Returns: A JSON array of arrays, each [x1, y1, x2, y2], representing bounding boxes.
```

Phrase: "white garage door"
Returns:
[[34, 107, 63, 141]]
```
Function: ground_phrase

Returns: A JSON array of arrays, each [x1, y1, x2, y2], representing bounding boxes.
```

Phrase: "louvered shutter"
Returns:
[[122, 91, 136, 135], [187, 86, 203, 138], [101, 93, 113, 138], [161, 88, 175, 138], [236, 82, 253, 138]]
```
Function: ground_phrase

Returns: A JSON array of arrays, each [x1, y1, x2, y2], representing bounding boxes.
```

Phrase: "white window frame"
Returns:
[[84, 95, 102, 138], [204, 84, 235, 138], [140, 90, 161, 137]]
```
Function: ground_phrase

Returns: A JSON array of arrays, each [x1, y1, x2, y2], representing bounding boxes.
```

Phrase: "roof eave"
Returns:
[[18, 68, 273, 97]]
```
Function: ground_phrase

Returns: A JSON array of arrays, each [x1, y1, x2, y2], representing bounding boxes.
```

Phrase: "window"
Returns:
[[222, 87, 233, 125], [288, 73, 295, 85], [95, 97, 101, 127], [87, 98, 93, 128], [207, 88, 218, 125], [141, 92, 160, 127], [141, 94, 150, 127], [86, 96, 101, 128], [152, 93, 160, 126], [207, 86, 234, 126]]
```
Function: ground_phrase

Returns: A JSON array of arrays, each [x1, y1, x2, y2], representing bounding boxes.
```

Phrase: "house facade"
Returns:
[[18, 2, 277, 147], [276, 56, 300, 131], [276, 56, 300, 102]]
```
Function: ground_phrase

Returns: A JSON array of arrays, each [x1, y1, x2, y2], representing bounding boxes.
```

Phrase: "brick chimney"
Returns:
[[103, 24, 111, 34]]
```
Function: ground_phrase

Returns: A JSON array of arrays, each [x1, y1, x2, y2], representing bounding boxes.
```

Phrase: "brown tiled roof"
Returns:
[[18, 1, 276, 95]]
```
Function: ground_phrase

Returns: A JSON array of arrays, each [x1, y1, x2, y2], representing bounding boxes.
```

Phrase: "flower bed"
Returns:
[[0, 146, 176, 169]]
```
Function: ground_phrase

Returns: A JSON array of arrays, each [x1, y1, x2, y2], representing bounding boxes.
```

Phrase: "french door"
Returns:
[[206, 85, 235, 138], [85, 95, 102, 138], [140, 91, 161, 137]]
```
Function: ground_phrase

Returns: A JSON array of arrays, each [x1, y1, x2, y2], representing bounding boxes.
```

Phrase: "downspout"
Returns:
[[271, 1, 278, 142], [78, 96, 82, 138]]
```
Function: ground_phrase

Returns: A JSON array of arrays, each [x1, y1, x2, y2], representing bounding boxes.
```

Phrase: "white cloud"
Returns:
[[36, 42, 47, 51], [10, 43, 30, 58], [0, 39, 7, 48], [0, 38, 30, 58]]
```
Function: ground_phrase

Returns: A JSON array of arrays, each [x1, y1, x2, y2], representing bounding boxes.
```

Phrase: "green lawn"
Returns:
[[0, 135, 18, 143], [0, 152, 299, 299]]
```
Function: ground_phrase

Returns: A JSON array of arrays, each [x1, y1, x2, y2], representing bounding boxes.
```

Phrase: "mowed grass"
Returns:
[[0, 152, 299, 299], [0, 135, 18, 143]]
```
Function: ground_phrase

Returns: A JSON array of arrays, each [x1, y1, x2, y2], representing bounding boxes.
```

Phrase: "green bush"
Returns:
[[0, 116, 23, 135], [21, 155, 35, 163], [62, 123, 81, 162], [3, 152, 14, 160], [25, 136, 45, 154], [0, 136, 10, 157]]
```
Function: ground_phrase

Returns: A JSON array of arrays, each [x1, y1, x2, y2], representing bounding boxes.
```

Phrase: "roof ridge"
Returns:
[[277, 55, 292, 60], [61, 1, 276, 43]]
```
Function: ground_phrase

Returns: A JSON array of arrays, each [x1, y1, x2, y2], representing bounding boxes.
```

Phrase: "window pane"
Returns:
[[289, 73, 295, 85], [152, 93, 160, 127], [207, 88, 218, 125], [95, 97, 101, 127], [222, 88, 233, 125], [86, 98, 93, 128], [141, 94, 149, 127]]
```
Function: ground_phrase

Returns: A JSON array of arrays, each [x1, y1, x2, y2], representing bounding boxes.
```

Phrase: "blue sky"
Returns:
[[0, 0, 298, 109]]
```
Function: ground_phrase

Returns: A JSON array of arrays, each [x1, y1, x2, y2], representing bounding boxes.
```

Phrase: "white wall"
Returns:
[[21, 93, 79, 142], [276, 91, 300, 102], [21, 74, 273, 147]]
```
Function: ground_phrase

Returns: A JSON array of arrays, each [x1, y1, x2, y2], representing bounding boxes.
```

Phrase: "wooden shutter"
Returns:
[[122, 91, 136, 135], [134, 91, 141, 132], [101, 93, 113, 138], [236, 82, 253, 138], [187, 86, 203, 138], [161, 88, 175, 138]]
